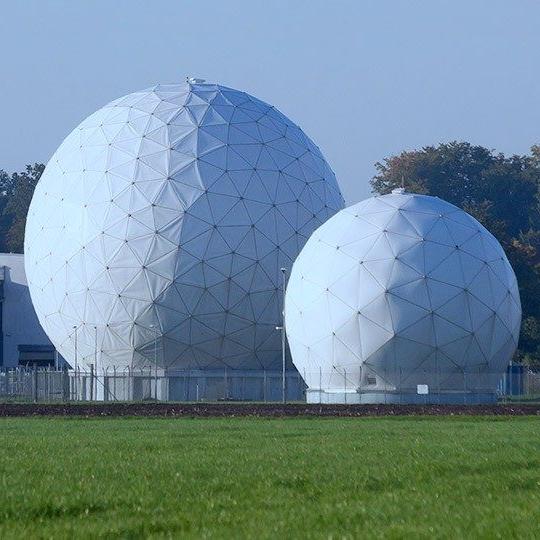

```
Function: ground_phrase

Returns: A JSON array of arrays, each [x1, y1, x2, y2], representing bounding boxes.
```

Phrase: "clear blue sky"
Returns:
[[1, 0, 540, 202]]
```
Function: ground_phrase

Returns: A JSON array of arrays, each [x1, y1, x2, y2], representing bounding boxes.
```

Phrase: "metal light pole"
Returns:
[[94, 326, 98, 401], [72, 325, 78, 400], [280, 267, 287, 403]]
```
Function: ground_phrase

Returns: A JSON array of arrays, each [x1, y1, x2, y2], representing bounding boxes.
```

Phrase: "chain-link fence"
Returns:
[[1, 365, 540, 403], [0, 367, 69, 402], [0, 367, 306, 402], [298, 365, 540, 404]]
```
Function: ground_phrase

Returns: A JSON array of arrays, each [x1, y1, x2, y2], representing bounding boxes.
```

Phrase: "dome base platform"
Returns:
[[306, 389, 498, 405]]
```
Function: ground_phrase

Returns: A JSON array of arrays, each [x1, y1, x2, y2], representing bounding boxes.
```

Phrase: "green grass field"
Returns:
[[1, 417, 539, 539]]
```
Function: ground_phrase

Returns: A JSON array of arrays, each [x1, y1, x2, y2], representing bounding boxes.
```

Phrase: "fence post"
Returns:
[[33, 364, 38, 403], [510, 366, 513, 400], [90, 364, 94, 401], [437, 355, 441, 405], [344, 368, 347, 405], [384, 365, 387, 405], [154, 363, 159, 402], [62, 367, 67, 402], [319, 366, 322, 405]]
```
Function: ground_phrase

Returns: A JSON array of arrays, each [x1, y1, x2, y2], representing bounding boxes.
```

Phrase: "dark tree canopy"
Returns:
[[371, 142, 540, 364], [0, 163, 44, 253]]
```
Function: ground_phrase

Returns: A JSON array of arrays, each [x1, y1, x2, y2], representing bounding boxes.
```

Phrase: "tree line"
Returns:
[[3, 141, 540, 364], [372, 142, 540, 365], [0, 163, 43, 253]]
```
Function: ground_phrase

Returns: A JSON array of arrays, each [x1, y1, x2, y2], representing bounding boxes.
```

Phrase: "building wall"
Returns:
[[0, 253, 52, 367]]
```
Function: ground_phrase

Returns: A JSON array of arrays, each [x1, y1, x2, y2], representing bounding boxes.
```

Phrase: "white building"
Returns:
[[0, 253, 54, 367]]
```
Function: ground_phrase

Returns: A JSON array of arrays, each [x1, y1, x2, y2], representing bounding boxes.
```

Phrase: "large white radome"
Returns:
[[25, 81, 344, 370], [285, 189, 521, 402]]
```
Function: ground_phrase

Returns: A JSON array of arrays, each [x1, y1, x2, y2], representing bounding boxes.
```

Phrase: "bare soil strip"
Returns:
[[1, 402, 540, 417]]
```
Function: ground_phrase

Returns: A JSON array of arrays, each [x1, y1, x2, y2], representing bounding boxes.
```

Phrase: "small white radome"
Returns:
[[285, 189, 521, 403]]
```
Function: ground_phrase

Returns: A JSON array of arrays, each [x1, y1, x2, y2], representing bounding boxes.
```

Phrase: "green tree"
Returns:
[[0, 163, 44, 253], [0, 169, 17, 252], [371, 142, 540, 364]]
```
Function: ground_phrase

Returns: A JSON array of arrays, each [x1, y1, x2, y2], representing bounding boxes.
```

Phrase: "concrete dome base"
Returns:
[[306, 389, 498, 405]]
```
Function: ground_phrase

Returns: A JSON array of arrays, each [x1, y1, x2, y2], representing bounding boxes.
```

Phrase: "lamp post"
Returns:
[[72, 325, 78, 400], [94, 326, 98, 401], [280, 267, 288, 403]]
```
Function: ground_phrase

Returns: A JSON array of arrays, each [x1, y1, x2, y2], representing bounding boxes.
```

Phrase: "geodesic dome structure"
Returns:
[[285, 189, 521, 403], [24, 80, 344, 371]]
